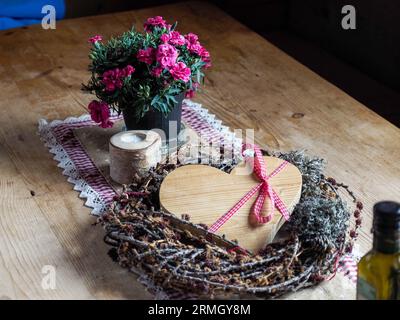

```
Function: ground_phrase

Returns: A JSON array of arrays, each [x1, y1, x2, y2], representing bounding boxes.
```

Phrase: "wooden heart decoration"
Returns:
[[159, 156, 302, 253]]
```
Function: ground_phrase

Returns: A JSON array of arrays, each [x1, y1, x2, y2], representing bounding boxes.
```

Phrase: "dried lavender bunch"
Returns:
[[290, 197, 349, 251], [98, 148, 362, 299], [269, 150, 354, 251], [267, 149, 325, 198]]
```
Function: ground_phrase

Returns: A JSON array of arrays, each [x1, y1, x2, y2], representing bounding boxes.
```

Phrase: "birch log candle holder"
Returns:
[[109, 130, 162, 185]]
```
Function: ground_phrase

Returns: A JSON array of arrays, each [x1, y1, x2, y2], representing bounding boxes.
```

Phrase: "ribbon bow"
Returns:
[[208, 144, 290, 233]]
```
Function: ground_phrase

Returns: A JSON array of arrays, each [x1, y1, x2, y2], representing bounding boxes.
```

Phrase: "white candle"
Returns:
[[109, 130, 162, 185]]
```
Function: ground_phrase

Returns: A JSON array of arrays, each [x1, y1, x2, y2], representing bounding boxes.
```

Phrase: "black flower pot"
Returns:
[[122, 93, 185, 141]]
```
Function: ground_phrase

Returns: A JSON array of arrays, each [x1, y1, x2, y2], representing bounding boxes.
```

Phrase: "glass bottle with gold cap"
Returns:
[[357, 201, 400, 300]]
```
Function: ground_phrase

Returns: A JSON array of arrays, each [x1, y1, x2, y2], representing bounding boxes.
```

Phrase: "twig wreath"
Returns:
[[98, 146, 363, 299]]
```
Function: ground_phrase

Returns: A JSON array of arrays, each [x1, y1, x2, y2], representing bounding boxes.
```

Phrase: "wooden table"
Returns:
[[0, 1, 399, 300]]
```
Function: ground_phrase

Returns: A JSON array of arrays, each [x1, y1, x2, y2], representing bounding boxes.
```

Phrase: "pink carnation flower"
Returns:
[[122, 65, 135, 77], [144, 16, 167, 32], [88, 100, 113, 128], [169, 31, 186, 46], [137, 47, 155, 64], [185, 33, 199, 45], [102, 69, 123, 92], [184, 32, 212, 68], [185, 82, 199, 98], [102, 65, 135, 92], [161, 31, 185, 46], [156, 43, 178, 69], [184, 33, 208, 58], [169, 62, 191, 82], [151, 66, 163, 78], [160, 33, 170, 43], [188, 41, 203, 55], [88, 35, 102, 44], [200, 48, 211, 68]]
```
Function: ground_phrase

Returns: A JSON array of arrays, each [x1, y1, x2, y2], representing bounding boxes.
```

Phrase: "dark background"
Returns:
[[65, 0, 400, 127]]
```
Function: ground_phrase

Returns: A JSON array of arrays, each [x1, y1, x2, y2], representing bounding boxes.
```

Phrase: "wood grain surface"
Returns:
[[160, 156, 302, 253], [0, 1, 399, 299]]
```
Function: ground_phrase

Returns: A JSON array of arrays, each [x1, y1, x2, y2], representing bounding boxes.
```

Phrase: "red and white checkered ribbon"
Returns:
[[208, 144, 290, 233]]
